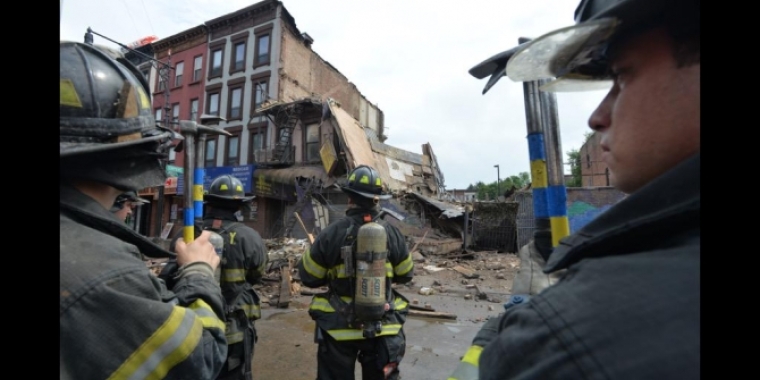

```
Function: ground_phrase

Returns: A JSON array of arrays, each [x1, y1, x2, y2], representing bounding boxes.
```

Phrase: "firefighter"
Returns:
[[448, 0, 700, 379], [110, 190, 149, 223], [170, 174, 267, 380], [297, 165, 414, 380], [60, 41, 228, 379]]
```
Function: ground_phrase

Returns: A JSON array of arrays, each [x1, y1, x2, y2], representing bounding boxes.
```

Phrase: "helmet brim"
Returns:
[[204, 193, 255, 203], [469, 18, 618, 94], [60, 130, 174, 157], [470, 0, 697, 93], [340, 185, 392, 200]]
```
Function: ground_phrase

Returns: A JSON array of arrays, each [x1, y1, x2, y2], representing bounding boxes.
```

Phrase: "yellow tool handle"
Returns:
[[294, 212, 314, 244]]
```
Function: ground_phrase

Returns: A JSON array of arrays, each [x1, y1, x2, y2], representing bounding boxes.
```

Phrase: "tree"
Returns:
[[468, 171, 531, 200], [566, 148, 582, 187]]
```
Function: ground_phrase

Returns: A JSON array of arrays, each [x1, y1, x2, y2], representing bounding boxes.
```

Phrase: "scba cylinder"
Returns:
[[208, 231, 224, 283], [354, 221, 388, 322]]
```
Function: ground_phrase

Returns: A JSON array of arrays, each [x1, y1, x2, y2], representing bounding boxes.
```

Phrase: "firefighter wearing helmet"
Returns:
[[60, 41, 228, 379], [449, 0, 700, 379], [170, 174, 267, 380], [297, 165, 414, 380], [110, 190, 149, 223]]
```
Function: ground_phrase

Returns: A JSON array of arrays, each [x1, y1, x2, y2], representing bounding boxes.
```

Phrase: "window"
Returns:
[[140, 68, 150, 81], [207, 92, 220, 116], [172, 103, 180, 123], [250, 73, 270, 113], [155, 108, 162, 126], [228, 87, 243, 120], [169, 148, 176, 166], [255, 34, 270, 66], [209, 48, 223, 78], [193, 55, 203, 82], [233, 42, 245, 72], [190, 98, 199, 121], [226, 131, 241, 166], [254, 24, 273, 68], [205, 138, 217, 168], [248, 123, 268, 163], [305, 123, 320, 162], [174, 61, 184, 87], [157, 71, 167, 91], [254, 81, 267, 110]]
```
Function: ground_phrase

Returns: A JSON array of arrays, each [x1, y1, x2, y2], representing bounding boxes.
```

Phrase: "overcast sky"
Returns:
[[61, 0, 607, 190]]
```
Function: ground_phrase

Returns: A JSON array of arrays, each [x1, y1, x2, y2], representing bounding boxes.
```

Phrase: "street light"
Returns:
[[494, 164, 500, 200]]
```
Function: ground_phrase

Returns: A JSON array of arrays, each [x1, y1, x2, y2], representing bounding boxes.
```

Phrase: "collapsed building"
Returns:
[[249, 97, 519, 255]]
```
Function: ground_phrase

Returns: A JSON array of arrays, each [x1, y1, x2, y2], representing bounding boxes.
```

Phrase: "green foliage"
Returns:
[[467, 172, 531, 200]]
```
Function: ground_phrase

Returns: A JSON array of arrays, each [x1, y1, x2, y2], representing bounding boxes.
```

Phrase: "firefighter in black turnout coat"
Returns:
[[60, 41, 227, 379], [170, 174, 267, 380], [298, 165, 414, 380]]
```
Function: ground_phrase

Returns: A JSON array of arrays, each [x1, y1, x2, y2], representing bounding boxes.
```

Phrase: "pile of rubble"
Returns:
[[144, 235, 521, 321]]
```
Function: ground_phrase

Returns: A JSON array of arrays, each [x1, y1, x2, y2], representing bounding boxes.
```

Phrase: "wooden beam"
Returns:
[[408, 309, 457, 320]]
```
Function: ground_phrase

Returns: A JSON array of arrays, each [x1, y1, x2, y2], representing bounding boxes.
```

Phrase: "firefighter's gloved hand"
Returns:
[[511, 240, 564, 296]]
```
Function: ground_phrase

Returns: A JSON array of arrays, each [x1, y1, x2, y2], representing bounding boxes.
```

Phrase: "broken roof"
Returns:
[[409, 192, 465, 219], [326, 99, 444, 195]]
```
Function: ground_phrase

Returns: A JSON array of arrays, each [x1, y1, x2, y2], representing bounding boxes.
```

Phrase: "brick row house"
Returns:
[[579, 132, 613, 187], [136, 0, 388, 240]]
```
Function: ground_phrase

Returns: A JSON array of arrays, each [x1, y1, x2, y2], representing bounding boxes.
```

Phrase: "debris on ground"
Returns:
[[142, 219, 522, 323]]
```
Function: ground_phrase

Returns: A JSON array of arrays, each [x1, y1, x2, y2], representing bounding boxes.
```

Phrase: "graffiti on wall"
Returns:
[[567, 201, 614, 233]]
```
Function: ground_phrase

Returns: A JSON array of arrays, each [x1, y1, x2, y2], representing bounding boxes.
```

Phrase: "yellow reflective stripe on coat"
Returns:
[[226, 330, 244, 344], [107, 306, 203, 380], [221, 269, 246, 283], [393, 296, 408, 311], [308, 295, 352, 313], [302, 249, 327, 279], [447, 345, 483, 380], [327, 324, 402, 341], [241, 303, 261, 319], [394, 255, 413, 276], [187, 299, 226, 331], [385, 262, 394, 277], [328, 264, 350, 279]]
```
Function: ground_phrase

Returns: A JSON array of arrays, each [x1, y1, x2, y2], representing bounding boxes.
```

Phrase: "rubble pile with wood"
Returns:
[[144, 215, 523, 322]]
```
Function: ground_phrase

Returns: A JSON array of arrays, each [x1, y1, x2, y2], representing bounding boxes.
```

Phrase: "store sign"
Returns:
[[177, 164, 255, 195], [164, 176, 178, 188]]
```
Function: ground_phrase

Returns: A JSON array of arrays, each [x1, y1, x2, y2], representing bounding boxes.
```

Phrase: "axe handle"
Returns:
[[294, 212, 314, 244]]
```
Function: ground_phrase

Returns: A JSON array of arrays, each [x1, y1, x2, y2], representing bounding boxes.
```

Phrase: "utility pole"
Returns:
[[494, 164, 500, 200], [155, 50, 172, 238], [518, 37, 553, 259], [538, 78, 570, 248]]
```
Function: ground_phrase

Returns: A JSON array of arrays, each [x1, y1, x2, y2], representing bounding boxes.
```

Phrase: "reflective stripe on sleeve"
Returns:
[[187, 299, 226, 331], [302, 249, 327, 279], [221, 269, 246, 283], [447, 345, 483, 380], [327, 323, 402, 341], [394, 255, 414, 276], [107, 306, 204, 380]]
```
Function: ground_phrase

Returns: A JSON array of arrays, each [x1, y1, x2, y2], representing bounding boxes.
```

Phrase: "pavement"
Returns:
[[251, 286, 506, 379]]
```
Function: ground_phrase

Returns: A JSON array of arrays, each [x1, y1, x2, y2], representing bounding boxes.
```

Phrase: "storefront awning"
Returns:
[[254, 166, 333, 186], [252, 166, 336, 201]]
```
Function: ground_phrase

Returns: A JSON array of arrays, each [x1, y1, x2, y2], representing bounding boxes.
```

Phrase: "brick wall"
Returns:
[[515, 187, 627, 247], [579, 132, 611, 187], [278, 24, 376, 128]]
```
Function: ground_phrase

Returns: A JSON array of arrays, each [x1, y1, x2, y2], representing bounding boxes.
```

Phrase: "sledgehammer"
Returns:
[[177, 118, 230, 244]]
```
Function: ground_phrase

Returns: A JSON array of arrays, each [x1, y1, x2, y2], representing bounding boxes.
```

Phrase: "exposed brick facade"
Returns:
[[579, 132, 612, 187]]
